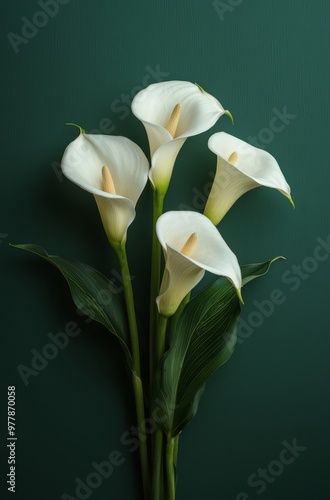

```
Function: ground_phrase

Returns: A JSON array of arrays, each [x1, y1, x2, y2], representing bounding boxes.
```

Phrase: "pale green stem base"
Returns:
[[173, 434, 179, 471], [166, 437, 176, 500]]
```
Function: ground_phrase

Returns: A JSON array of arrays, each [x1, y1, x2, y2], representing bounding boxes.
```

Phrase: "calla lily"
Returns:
[[61, 133, 149, 247], [156, 211, 242, 317], [204, 132, 294, 225], [131, 81, 230, 194]]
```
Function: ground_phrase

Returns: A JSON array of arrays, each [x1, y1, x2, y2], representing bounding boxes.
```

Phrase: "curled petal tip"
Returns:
[[236, 288, 244, 305], [65, 123, 86, 135], [194, 82, 205, 93], [224, 110, 234, 125], [288, 196, 295, 209], [280, 191, 295, 208]]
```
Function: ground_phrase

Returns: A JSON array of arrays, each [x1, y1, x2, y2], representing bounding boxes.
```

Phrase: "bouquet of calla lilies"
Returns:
[[14, 81, 293, 500]]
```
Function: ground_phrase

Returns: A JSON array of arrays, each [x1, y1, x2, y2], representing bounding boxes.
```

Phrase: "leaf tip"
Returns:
[[65, 123, 86, 135], [271, 255, 286, 264]]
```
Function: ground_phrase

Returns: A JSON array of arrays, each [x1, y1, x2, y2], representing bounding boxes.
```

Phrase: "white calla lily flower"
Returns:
[[61, 133, 149, 247], [131, 81, 229, 194], [156, 211, 242, 317], [204, 132, 294, 225]]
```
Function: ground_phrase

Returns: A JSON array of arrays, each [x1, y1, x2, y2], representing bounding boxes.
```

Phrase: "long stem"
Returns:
[[149, 190, 165, 388], [166, 437, 176, 500], [132, 373, 150, 500], [115, 244, 150, 500], [116, 245, 141, 376], [152, 314, 168, 499]]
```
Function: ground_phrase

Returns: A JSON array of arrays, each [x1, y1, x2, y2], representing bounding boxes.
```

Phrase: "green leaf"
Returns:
[[241, 256, 284, 285], [12, 244, 133, 369], [154, 257, 283, 437]]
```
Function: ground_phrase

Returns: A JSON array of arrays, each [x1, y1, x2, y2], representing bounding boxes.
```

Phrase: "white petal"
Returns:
[[156, 246, 205, 317], [132, 81, 228, 193], [204, 132, 293, 224], [148, 138, 186, 191], [61, 134, 149, 204], [61, 134, 149, 245], [140, 122, 172, 158], [94, 195, 135, 246], [132, 81, 226, 143], [156, 211, 241, 316]]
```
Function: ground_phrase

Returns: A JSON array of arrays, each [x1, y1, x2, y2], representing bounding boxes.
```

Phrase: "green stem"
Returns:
[[115, 245, 141, 376], [149, 190, 165, 388], [173, 434, 179, 470], [133, 373, 150, 500], [115, 244, 150, 500], [166, 437, 176, 500], [170, 293, 191, 334], [152, 314, 168, 500], [156, 315, 168, 367], [152, 429, 164, 500]]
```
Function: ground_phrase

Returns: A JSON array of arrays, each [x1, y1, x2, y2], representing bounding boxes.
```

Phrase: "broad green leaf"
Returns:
[[154, 257, 283, 437], [12, 244, 133, 369]]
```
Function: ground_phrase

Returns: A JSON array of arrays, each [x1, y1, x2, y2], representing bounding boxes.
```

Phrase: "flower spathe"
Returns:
[[131, 81, 230, 194], [204, 132, 294, 225], [156, 211, 242, 317], [61, 133, 149, 247]]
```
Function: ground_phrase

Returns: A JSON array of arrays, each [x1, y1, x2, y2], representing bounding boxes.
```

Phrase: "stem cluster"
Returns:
[[113, 188, 178, 500]]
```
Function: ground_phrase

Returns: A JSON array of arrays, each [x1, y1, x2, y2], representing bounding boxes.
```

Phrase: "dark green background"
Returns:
[[1, 1, 329, 499]]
